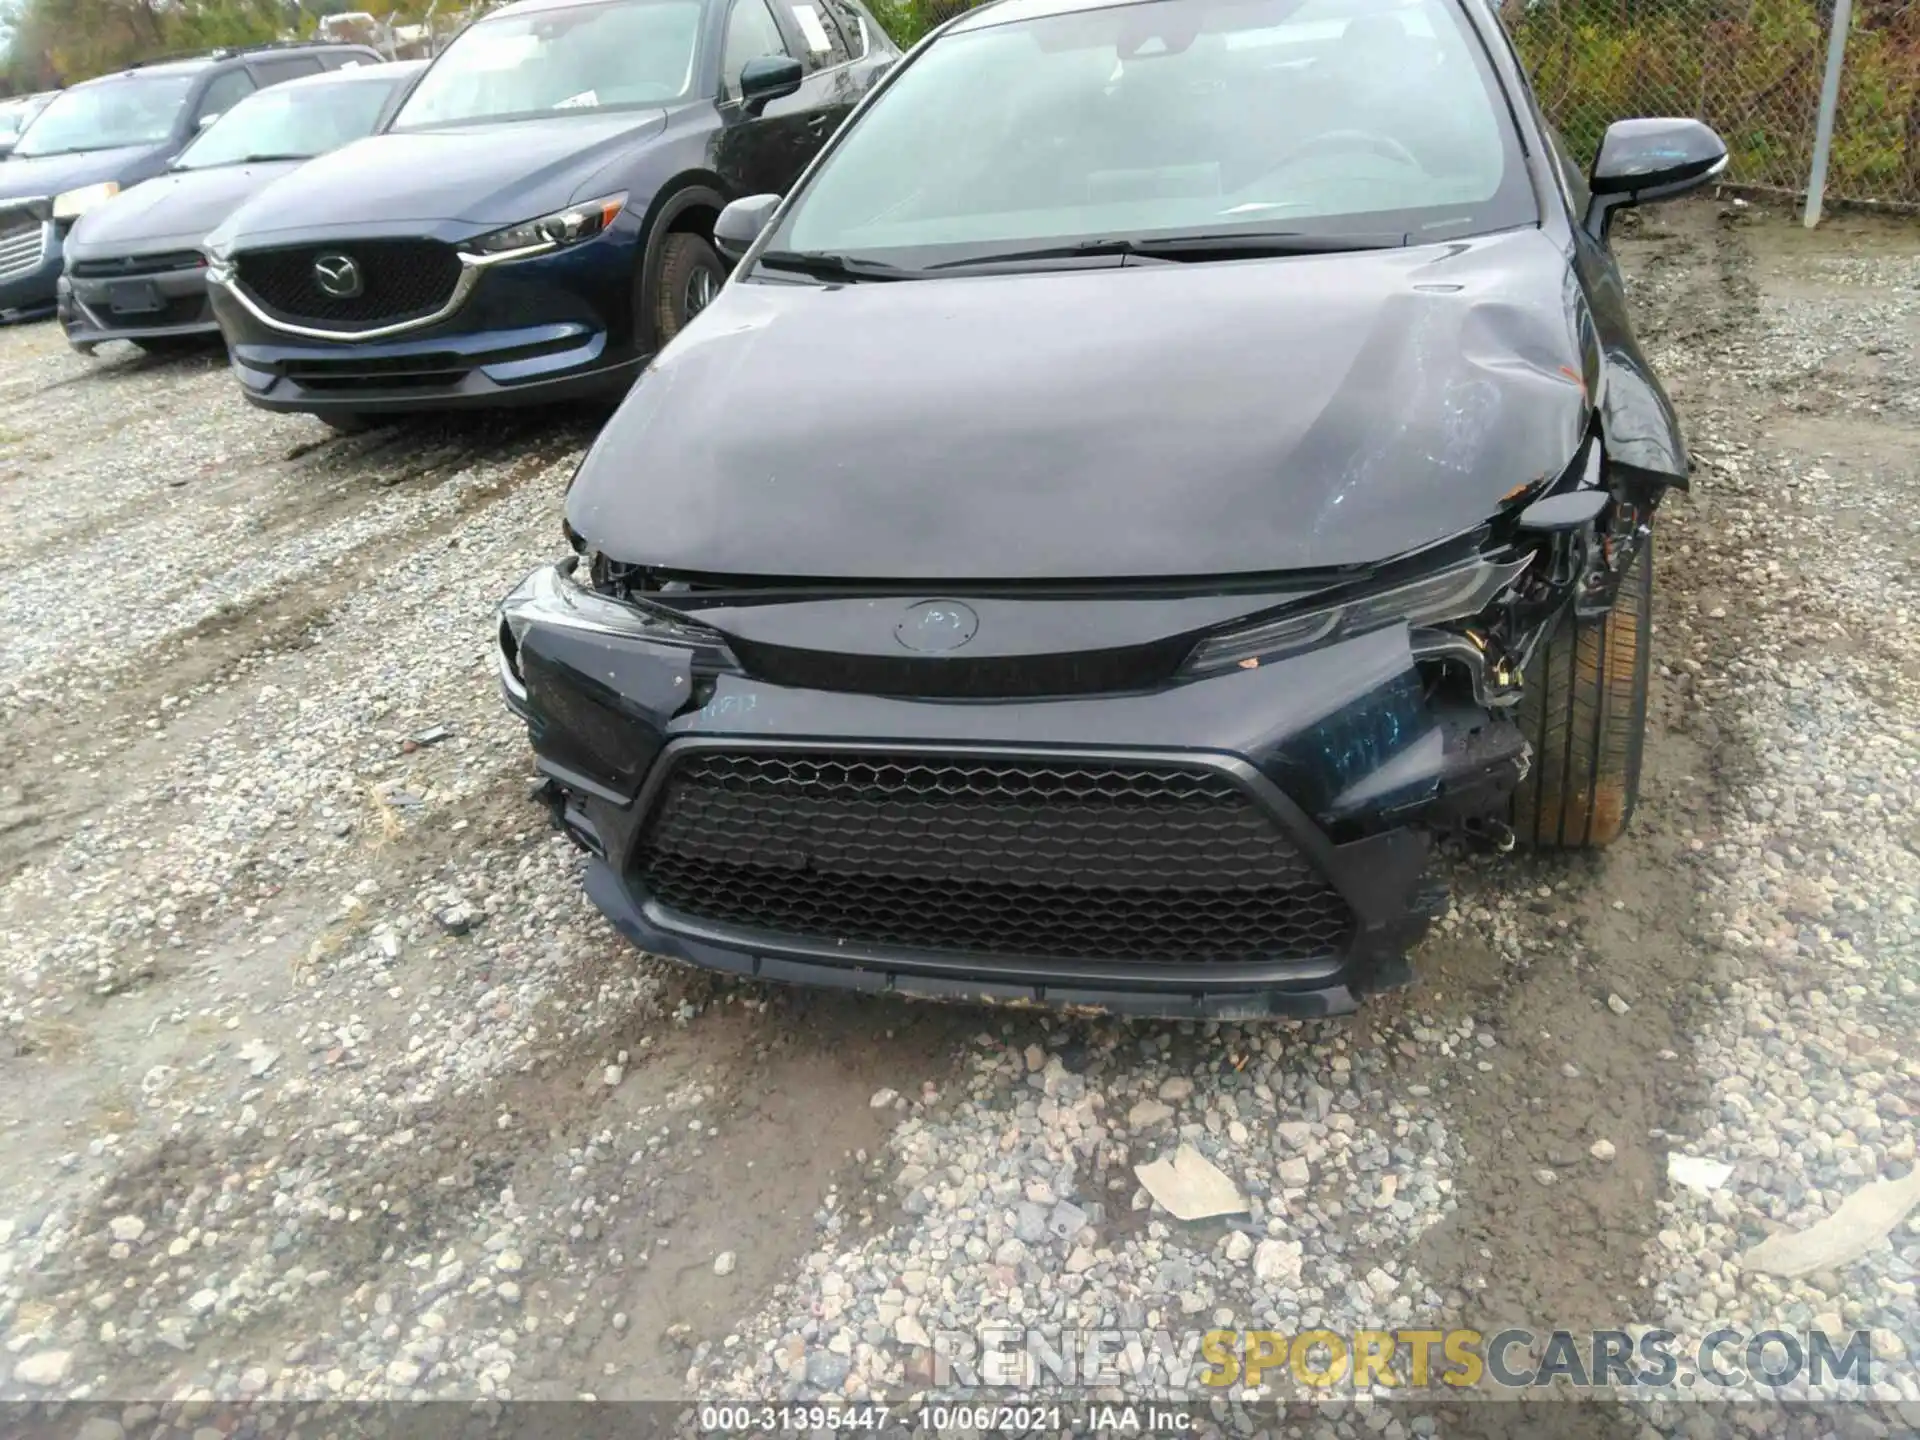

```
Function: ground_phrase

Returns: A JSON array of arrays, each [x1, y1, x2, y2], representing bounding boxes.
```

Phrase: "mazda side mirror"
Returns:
[[738, 55, 803, 117], [714, 192, 781, 262], [1584, 117, 1727, 241]]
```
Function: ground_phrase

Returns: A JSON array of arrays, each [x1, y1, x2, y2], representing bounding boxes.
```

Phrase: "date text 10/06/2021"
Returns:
[[699, 1405, 1192, 1433]]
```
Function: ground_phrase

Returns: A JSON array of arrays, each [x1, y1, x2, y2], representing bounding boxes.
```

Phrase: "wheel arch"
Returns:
[[635, 175, 728, 354]]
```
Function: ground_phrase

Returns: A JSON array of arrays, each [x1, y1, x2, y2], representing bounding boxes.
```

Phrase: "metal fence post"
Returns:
[[1802, 0, 1854, 228]]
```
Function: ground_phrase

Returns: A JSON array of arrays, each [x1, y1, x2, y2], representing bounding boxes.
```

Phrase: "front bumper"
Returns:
[[0, 217, 60, 323], [207, 231, 643, 415], [61, 262, 219, 348], [498, 566, 1527, 1019]]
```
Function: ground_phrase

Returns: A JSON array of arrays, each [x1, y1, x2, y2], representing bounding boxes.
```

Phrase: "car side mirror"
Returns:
[[1584, 117, 1727, 241], [197, 111, 224, 130], [738, 55, 803, 117], [714, 192, 781, 262]]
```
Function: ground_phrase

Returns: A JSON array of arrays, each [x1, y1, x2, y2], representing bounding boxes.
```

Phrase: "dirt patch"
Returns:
[[503, 987, 980, 1397]]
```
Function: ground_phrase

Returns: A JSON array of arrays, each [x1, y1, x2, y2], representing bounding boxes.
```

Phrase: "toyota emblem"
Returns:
[[312, 253, 364, 300], [894, 600, 979, 654]]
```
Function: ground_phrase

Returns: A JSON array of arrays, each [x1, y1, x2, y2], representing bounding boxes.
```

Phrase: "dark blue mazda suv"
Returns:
[[203, 0, 896, 429]]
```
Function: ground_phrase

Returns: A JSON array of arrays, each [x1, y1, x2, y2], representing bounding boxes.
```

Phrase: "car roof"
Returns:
[[274, 59, 431, 91], [75, 59, 215, 86], [73, 44, 378, 88]]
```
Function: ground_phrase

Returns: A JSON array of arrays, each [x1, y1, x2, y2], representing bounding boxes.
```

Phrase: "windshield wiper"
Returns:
[[18, 142, 135, 158], [755, 249, 920, 283], [234, 153, 314, 164], [925, 230, 1409, 271]]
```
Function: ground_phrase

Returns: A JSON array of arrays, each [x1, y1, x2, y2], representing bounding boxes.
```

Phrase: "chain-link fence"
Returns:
[[1504, 0, 1920, 208]]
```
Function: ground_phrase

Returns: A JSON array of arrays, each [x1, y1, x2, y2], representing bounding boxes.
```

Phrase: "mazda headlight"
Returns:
[[52, 182, 120, 220], [1182, 554, 1532, 678], [465, 194, 627, 258]]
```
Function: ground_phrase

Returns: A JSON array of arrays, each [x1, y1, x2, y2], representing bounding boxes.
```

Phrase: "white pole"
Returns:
[[1803, 0, 1854, 228]]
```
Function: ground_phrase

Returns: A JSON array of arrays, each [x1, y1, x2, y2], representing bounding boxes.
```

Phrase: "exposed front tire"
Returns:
[[650, 231, 726, 349], [1510, 534, 1652, 849]]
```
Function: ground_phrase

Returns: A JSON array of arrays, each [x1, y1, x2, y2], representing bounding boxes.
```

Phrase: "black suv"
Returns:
[[0, 42, 381, 323]]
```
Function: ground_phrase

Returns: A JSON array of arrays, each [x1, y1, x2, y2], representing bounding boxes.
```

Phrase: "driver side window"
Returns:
[[722, 0, 790, 102]]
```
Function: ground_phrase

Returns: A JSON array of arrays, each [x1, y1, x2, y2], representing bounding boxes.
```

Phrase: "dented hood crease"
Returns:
[[568, 228, 1595, 580]]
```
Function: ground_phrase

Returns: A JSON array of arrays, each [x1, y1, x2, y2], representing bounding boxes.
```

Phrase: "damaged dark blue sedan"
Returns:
[[499, 0, 1727, 1018]]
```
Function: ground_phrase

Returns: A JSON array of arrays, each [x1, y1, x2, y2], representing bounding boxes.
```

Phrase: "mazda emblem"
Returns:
[[894, 600, 979, 654], [312, 253, 363, 300]]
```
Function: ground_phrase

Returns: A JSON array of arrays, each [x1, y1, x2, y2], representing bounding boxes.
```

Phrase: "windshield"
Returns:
[[392, 0, 703, 130], [177, 77, 400, 169], [770, 0, 1533, 268], [12, 73, 197, 157]]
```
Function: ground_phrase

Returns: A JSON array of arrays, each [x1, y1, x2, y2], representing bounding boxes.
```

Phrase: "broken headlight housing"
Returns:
[[1182, 553, 1531, 678], [464, 194, 627, 259], [497, 558, 737, 702]]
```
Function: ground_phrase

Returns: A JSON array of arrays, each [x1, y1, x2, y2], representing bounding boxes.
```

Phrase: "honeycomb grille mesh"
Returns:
[[235, 240, 461, 329], [634, 750, 1354, 965]]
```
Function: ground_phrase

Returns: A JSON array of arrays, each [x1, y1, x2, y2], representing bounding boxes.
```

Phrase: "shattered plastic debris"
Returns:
[[1133, 1144, 1247, 1221], [1740, 1169, 1920, 1278], [1667, 1154, 1734, 1194], [402, 725, 452, 754]]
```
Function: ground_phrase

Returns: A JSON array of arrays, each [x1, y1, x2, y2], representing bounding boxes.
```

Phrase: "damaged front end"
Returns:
[[497, 437, 1659, 1019]]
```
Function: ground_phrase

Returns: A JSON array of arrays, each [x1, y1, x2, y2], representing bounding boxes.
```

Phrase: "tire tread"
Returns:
[[1511, 537, 1652, 850]]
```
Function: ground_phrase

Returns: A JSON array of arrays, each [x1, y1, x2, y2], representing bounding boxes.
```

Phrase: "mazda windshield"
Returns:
[[178, 75, 400, 169], [12, 72, 199, 157], [392, 0, 704, 130], [764, 0, 1535, 271]]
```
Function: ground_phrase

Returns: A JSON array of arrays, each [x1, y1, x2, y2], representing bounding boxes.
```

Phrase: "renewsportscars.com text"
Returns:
[[922, 1325, 1882, 1393]]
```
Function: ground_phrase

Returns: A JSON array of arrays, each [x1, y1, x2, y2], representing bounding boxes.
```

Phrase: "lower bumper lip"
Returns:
[[63, 264, 217, 341]]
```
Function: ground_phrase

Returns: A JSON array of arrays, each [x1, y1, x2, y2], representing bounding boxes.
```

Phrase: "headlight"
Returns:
[[500, 559, 737, 670], [52, 182, 120, 220], [1182, 554, 1532, 678], [464, 194, 627, 259]]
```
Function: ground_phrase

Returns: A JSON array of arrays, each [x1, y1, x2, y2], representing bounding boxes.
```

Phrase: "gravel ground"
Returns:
[[0, 198, 1914, 1437]]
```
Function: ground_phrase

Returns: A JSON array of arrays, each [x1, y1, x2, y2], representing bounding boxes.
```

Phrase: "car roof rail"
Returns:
[[213, 39, 382, 58], [122, 38, 377, 70]]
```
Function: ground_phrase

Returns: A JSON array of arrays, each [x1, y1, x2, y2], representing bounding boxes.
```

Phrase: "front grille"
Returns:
[[70, 250, 204, 279], [0, 210, 46, 283], [235, 240, 462, 330], [634, 749, 1354, 966]]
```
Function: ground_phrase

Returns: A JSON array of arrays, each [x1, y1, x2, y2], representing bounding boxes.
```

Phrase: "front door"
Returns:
[[712, 0, 813, 197]]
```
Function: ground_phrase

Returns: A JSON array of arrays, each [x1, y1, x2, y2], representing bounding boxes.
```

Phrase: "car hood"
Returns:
[[216, 112, 668, 242], [567, 229, 1597, 581], [0, 144, 162, 203], [67, 162, 299, 256]]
